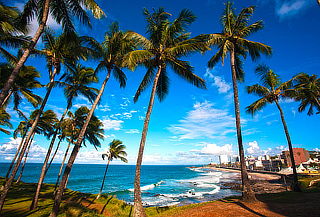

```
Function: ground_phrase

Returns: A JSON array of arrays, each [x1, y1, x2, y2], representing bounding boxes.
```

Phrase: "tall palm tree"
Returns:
[[201, 2, 272, 201], [50, 23, 136, 217], [291, 73, 320, 115], [124, 8, 207, 216], [97, 139, 128, 199], [0, 62, 42, 110], [0, 0, 104, 104], [30, 63, 98, 210], [15, 109, 58, 183], [246, 64, 300, 191], [0, 31, 95, 212]]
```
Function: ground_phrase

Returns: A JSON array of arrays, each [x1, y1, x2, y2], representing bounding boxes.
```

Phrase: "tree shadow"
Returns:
[[128, 206, 133, 217], [219, 198, 267, 217], [100, 195, 114, 214], [235, 202, 267, 217]]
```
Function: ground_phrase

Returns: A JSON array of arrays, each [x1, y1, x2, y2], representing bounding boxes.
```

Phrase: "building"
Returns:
[[219, 155, 229, 165], [281, 148, 310, 167]]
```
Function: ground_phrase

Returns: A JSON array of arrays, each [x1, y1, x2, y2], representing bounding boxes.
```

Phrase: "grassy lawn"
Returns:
[[1, 175, 320, 217]]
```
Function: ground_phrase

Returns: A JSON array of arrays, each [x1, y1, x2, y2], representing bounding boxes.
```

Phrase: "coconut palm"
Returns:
[[30, 63, 98, 210], [15, 109, 58, 183], [0, 0, 104, 104], [0, 62, 42, 110], [246, 64, 300, 191], [50, 23, 136, 217], [123, 8, 207, 216], [201, 2, 272, 201], [97, 139, 128, 199], [291, 73, 320, 115], [0, 2, 29, 64], [0, 31, 95, 212]]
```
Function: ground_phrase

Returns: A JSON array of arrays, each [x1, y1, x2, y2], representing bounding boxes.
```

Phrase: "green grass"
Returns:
[[1, 175, 320, 217], [0, 177, 178, 217], [298, 175, 320, 192]]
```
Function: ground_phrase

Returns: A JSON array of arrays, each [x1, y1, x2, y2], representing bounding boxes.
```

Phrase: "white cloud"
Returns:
[[110, 110, 137, 120], [246, 141, 286, 156], [277, 0, 306, 17], [192, 143, 233, 156], [125, 129, 140, 134], [101, 118, 123, 131], [168, 101, 236, 140], [0, 137, 49, 162], [204, 69, 231, 94], [246, 141, 261, 155]]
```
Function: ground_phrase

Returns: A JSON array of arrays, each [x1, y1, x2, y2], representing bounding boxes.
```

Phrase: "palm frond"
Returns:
[[246, 97, 269, 115], [134, 66, 155, 103]]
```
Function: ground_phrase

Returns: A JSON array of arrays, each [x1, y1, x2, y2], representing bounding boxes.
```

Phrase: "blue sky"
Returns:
[[1, 0, 319, 165]]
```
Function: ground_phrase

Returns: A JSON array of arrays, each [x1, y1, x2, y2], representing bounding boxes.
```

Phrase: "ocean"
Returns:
[[0, 163, 240, 206]]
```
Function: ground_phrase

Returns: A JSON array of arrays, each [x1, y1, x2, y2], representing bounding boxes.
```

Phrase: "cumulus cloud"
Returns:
[[168, 101, 236, 140], [192, 143, 233, 156], [204, 69, 231, 94], [246, 141, 286, 156], [246, 141, 261, 155], [0, 137, 50, 162], [101, 118, 123, 131]]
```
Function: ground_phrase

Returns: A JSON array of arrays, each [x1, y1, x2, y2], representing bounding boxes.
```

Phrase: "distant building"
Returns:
[[219, 155, 229, 165], [282, 148, 310, 167]]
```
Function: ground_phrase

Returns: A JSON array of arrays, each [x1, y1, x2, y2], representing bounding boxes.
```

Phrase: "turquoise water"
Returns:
[[0, 163, 240, 206]]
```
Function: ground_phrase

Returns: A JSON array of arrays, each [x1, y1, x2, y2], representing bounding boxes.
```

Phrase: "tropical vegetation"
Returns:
[[0, 0, 318, 216], [97, 139, 128, 199], [200, 2, 272, 201], [246, 65, 301, 192]]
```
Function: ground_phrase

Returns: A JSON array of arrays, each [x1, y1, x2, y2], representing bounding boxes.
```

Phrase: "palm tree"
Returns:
[[0, 62, 42, 110], [246, 64, 300, 191], [0, 31, 95, 211], [15, 109, 58, 183], [50, 23, 136, 217], [0, 108, 11, 134], [201, 2, 272, 201], [0, 0, 104, 104], [97, 139, 128, 199], [30, 63, 98, 210], [124, 8, 207, 216], [291, 73, 320, 115], [0, 2, 29, 64]]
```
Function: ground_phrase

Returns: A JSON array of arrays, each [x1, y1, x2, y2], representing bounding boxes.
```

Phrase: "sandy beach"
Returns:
[[200, 166, 289, 194]]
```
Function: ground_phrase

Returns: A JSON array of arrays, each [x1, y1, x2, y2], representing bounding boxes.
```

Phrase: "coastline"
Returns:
[[198, 166, 289, 194]]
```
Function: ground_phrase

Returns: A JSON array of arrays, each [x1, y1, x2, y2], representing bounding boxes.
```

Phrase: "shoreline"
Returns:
[[197, 166, 289, 194]]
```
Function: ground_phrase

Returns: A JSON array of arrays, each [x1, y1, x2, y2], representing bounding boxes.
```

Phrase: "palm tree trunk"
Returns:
[[46, 136, 63, 174], [54, 142, 71, 193], [0, 0, 51, 105], [0, 67, 57, 213], [1, 90, 13, 107], [50, 70, 111, 217], [1, 127, 29, 190], [16, 132, 35, 183], [230, 48, 256, 202], [275, 100, 300, 191], [30, 103, 70, 210], [133, 66, 162, 217], [97, 159, 111, 199]]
